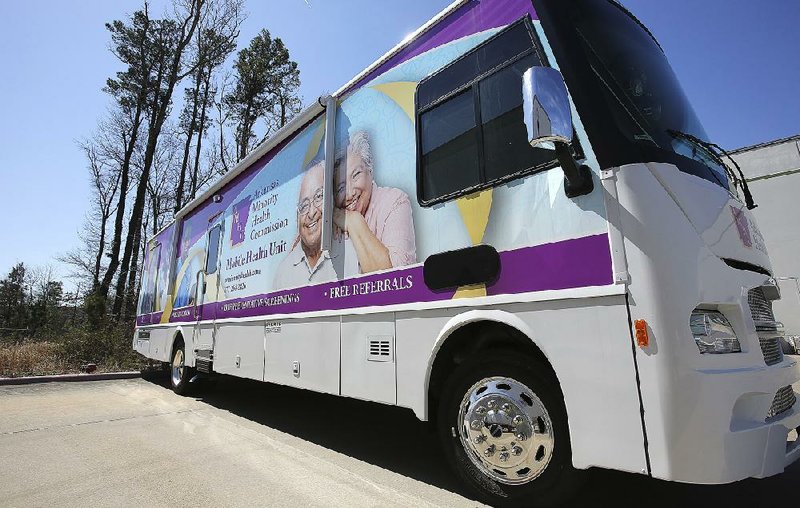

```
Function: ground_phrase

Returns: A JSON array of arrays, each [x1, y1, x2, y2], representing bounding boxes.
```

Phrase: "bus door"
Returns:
[[192, 214, 224, 366]]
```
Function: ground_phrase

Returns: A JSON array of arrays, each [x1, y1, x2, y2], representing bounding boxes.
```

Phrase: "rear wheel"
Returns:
[[170, 341, 194, 395], [437, 351, 580, 507]]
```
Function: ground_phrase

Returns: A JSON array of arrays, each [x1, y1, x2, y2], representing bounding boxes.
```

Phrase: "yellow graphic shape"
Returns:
[[159, 297, 174, 324], [453, 284, 487, 299], [451, 189, 494, 300], [375, 81, 495, 301], [456, 189, 493, 245], [303, 119, 327, 168], [371, 82, 418, 121]]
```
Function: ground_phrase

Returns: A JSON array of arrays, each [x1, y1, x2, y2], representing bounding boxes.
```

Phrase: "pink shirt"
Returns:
[[363, 182, 416, 267]]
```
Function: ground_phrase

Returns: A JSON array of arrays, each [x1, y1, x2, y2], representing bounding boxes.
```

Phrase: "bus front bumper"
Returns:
[[664, 358, 800, 484]]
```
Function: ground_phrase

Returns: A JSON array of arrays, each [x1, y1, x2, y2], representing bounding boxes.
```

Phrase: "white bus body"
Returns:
[[133, 0, 800, 504]]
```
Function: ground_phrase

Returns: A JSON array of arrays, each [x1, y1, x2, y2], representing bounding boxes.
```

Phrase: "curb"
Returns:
[[0, 371, 142, 386]]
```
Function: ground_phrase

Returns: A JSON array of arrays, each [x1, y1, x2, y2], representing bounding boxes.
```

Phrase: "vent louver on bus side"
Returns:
[[367, 336, 393, 363]]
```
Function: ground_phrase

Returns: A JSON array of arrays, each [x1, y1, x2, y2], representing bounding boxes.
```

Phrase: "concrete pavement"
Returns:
[[0, 376, 798, 507], [0, 378, 474, 507]]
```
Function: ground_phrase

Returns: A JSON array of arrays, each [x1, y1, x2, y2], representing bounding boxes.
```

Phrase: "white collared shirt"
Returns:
[[273, 237, 358, 290]]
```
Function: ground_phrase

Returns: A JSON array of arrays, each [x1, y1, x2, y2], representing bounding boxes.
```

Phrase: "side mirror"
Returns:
[[523, 67, 593, 198], [523, 66, 573, 146]]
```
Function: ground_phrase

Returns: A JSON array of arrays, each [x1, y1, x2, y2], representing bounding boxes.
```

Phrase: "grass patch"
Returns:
[[0, 323, 147, 378], [0, 341, 69, 377]]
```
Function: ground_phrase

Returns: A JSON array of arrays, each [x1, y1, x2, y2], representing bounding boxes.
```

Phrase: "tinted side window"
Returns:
[[419, 90, 481, 202], [479, 54, 558, 182], [138, 243, 161, 315], [416, 17, 559, 205], [417, 23, 537, 108]]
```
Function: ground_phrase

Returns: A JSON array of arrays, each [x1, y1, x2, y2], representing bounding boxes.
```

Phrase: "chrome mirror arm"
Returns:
[[554, 143, 594, 198]]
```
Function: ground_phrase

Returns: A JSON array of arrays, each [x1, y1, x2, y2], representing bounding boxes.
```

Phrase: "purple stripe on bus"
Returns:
[[136, 311, 163, 326], [157, 233, 612, 324], [344, 0, 538, 95], [487, 234, 614, 296]]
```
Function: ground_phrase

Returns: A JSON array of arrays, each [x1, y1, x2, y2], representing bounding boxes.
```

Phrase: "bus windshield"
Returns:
[[571, 0, 730, 189]]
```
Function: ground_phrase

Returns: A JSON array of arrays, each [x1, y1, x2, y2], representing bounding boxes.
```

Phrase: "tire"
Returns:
[[437, 350, 582, 507], [170, 340, 194, 395]]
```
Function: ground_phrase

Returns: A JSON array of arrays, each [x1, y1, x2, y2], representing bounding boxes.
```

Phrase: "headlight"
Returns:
[[690, 310, 741, 354]]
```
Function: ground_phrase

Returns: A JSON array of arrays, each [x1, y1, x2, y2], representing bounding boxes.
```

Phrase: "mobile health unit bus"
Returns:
[[133, 0, 800, 504]]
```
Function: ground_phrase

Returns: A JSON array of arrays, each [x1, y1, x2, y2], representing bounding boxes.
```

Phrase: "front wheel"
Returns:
[[437, 351, 581, 507], [170, 341, 194, 395]]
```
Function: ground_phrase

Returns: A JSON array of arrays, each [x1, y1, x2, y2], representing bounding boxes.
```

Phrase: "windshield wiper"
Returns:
[[667, 129, 757, 210]]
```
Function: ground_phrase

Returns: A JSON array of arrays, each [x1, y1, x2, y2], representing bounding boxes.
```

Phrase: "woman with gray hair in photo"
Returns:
[[333, 130, 416, 273]]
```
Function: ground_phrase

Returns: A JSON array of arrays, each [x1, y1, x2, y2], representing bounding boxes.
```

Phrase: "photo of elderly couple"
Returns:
[[274, 130, 417, 289]]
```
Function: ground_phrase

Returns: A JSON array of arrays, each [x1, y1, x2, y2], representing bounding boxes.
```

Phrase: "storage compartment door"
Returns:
[[264, 317, 340, 395], [341, 313, 396, 405]]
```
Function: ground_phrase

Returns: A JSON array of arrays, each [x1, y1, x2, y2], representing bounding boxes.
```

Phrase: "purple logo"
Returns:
[[231, 196, 252, 247], [731, 206, 752, 248]]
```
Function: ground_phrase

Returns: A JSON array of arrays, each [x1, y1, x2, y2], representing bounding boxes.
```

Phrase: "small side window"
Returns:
[[419, 90, 481, 202], [206, 225, 222, 275], [479, 54, 558, 182], [138, 243, 161, 315], [416, 17, 566, 205]]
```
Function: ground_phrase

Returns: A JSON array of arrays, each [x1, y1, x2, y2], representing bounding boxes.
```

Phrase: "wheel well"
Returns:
[[170, 331, 184, 360], [427, 320, 558, 425]]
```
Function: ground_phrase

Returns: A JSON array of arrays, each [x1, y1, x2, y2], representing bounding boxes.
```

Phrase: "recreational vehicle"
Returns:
[[134, 0, 800, 504]]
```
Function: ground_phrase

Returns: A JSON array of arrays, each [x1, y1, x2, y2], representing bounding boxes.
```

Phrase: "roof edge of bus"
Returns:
[[149, 221, 175, 241], [169, 0, 469, 227], [332, 0, 469, 97]]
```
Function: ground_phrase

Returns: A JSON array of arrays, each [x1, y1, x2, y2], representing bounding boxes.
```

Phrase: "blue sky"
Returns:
[[1, 0, 798, 283]]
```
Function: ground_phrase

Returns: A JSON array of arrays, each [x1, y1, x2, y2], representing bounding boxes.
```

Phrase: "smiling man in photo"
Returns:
[[274, 160, 355, 289]]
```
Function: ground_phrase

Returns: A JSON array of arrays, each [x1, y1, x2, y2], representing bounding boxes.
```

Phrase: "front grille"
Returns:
[[759, 337, 783, 366], [748, 287, 784, 365], [766, 385, 797, 420], [748, 287, 776, 327]]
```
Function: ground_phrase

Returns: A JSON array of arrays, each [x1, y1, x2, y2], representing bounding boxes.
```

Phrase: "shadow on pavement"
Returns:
[[141, 373, 798, 507]]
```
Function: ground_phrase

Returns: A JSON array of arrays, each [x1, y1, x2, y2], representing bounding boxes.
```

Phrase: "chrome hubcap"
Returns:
[[171, 349, 184, 387], [458, 376, 554, 485]]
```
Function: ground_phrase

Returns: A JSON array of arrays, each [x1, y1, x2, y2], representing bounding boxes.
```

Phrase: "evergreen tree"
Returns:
[[0, 263, 29, 333], [30, 280, 64, 335], [225, 29, 301, 162]]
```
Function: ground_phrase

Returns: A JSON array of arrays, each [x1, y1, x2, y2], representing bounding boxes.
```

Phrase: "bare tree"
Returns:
[[97, 4, 159, 312], [112, 0, 240, 319], [175, 0, 243, 212], [75, 0, 247, 323], [214, 71, 236, 172], [84, 126, 123, 286], [189, 60, 217, 199], [62, 111, 129, 292]]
